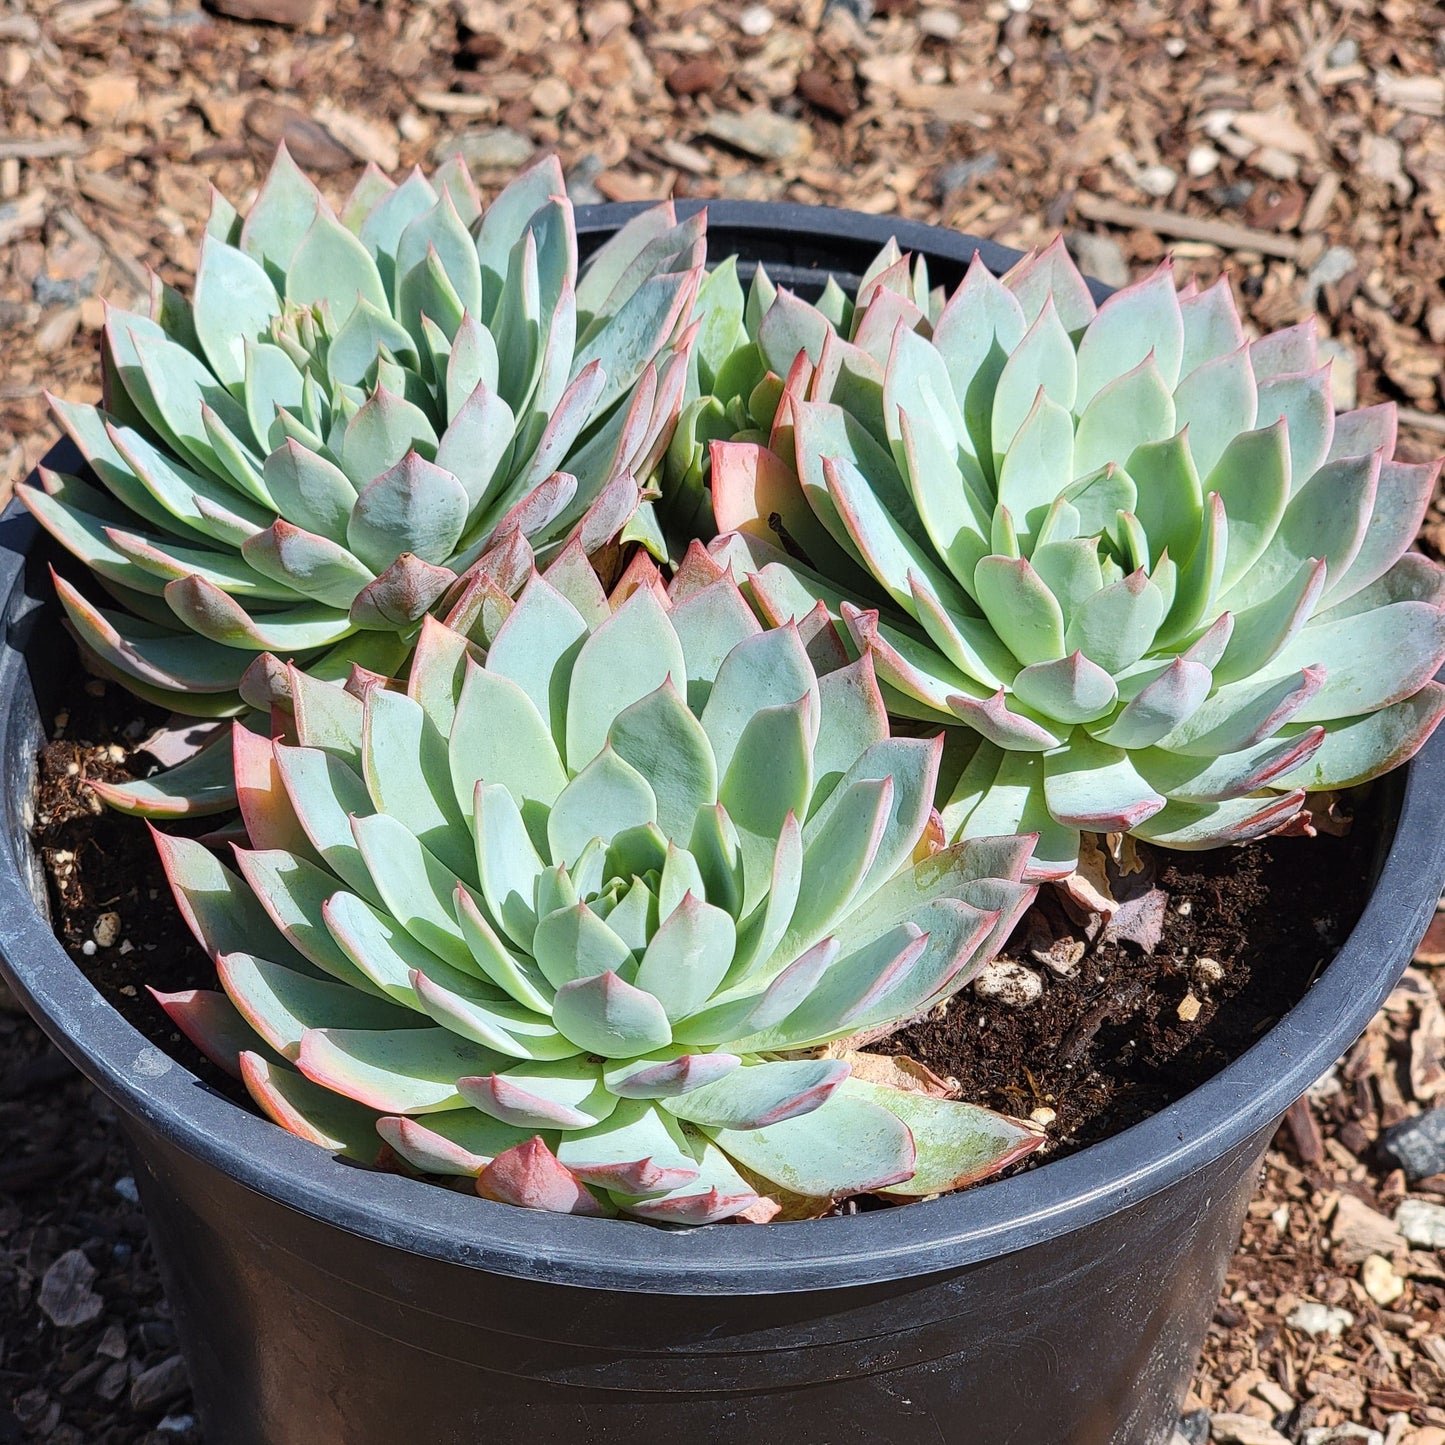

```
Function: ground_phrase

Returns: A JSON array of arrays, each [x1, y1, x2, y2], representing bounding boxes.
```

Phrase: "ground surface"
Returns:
[[2, 0, 1445, 1441]]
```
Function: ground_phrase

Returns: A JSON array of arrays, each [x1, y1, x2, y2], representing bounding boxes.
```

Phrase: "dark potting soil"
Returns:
[[31, 663, 1375, 1172]]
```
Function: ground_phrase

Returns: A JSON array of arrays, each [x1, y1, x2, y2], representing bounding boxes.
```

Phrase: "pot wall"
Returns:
[[127, 1114, 1268, 1445]]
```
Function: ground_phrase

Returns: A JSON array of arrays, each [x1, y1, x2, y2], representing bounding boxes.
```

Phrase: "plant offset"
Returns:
[[20, 148, 701, 810], [690, 240, 1445, 876], [31, 148, 1445, 1224]]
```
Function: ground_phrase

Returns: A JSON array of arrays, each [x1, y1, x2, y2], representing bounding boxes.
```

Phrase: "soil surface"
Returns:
[[889, 831, 1374, 1158]]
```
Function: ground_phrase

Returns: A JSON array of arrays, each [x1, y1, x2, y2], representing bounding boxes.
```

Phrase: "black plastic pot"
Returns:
[[2, 204, 1442, 1445]]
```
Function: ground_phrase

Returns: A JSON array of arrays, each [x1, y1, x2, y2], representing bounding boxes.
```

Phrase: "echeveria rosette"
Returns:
[[147, 546, 1041, 1224], [699, 237, 1445, 877], [20, 146, 703, 807]]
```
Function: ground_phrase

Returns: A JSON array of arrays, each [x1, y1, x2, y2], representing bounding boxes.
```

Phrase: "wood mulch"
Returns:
[[2, 0, 1444, 1441]]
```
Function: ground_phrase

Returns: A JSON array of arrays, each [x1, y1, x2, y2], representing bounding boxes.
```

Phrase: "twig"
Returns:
[[54, 206, 150, 298], [0, 136, 88, 162], [1399, 407, 1445, 438], [1074, 192, 1303, 260]]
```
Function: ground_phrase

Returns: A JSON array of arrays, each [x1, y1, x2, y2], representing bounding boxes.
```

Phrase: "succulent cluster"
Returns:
[[693, 238, 1445, 875], [34, 142, 1444, 1225], [21, 146, 700, 769], [152, 549, 1040, 1222]]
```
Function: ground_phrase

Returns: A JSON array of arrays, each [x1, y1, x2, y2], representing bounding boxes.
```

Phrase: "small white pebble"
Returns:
[[1029, 1106, 1056, 1127], [738, 3, 773, 35], [1271, 1205, 1289, 1232], [1175, 899, 1192, 916], [1138, 164, 1178, 198], [973, 960, 1044, 1008], [1192, 957, 1225, 989], [81, 939, 97, 957], [1163, 35, 1186, 55], [1286, 1301, 1353, 1337], [1186, 143, 1221, 178], [93, 912, 122, 949]]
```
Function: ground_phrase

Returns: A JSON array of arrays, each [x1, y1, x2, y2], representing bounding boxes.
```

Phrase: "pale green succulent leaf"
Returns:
[[192, 235, 282, 390], [990, 296, 1077, 460], [1073, 352, 1176, 478], [473, 782, 545, 950], [299, 1024, 501, 1113], [547, 746, 657, 869], [973, 556, 1066, 666], [1178, 276, 1247, 376], [238, 144, 322, 285], [241, 521, 376, 611], [665, 1058, 848, 1131], [217, 950, 419, 1059], [347, 452, 467, 572], [564, 586, 686, 772], [1064, 569, 1165, 675], [410, 971, 575, 1061], [338, 387, 438, 490], [1258, 364, 1333, 495], [550, 971, 673, 1059], [241, 1053, 380, 1162], [632, 893, 737, 1020], [608, 681, 718, 842], [709, 1085, 915, 1198], [1075, 263, 1183, 404]]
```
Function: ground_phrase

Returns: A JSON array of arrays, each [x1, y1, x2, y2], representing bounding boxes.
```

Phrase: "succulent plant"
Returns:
[[148, 545, 1041, 1223], [21, 146, 702, 810], [695, 238, 1445, 876]]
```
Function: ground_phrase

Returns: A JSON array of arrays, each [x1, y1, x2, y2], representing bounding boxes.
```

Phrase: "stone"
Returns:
[[1395, 1197, 1445, 1247], [1303, 1429, 1383, 1445], [825, 0, 872, 22], [130, 1355, 189, 1414], [973, 960, 1044, 1008], [1286, 1301, 1353, 1337], [738, 4, 774, 35], [1211, 1414, 1290, 1444], [918, 6, 962, 38], [1361, 1253, 1404, 1306], [530, 76, 572, 118], [1178, 1410, 1212, 1445], [1331, 1193, 1404, 1263], [1326, 38, 1360, 66], [1068, 231, 1129, 289], [1187, 144, 1221, 177], [564, 154, 604, 207], [448, 126, 535, 170], [37, 1251, 103, 1329], [705, 108, 812, 164], [1138, 163, 1178, 197], [936, 151, 1000, 198], [1381, 1107, 1445, 1180]]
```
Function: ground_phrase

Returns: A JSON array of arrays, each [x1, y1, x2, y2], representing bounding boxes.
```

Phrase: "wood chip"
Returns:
[[1074, 193, 1303, 260]]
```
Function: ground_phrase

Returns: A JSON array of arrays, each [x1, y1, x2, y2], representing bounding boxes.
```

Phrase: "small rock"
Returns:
[[705, 107, 812, 164], [1326, 38, 1359, 67], [666, 57, 726, 98], [157, 1416, 197, 1435], [936, 151, 1000, 198], [244, 99, 353, 171], [1303, 1428, 1383, 1445], [1381, 1107, 1445, 1181], [95, 1323, 128, 1359], [207, 0, 328, 28], [530, 76, 571, 118], [1178, 1409, 1212, 1445], [824, 0, 872, 22], [1186, 144, 1221, 178], [1361, 1252, 1404, 1306], [1286, 1301, 1353, 1337], [38, 1250, 104, 1329], [93, 911, 121, 949], [973, 960, 1044, 1008], [1396, 1197, 1445, 1247], [738, 4, 773, 35], [113, 1175, 140, 1204], [1193, 957, 1226, 990], [1138, 164, 1178, 198], [918, 6, 962, 38], [130, 1355, 190, 1414], [564, 154, 604, 207], [449, 126, 535, 170], [1331, 1193, 1404, 1263], [1210, 180, 1255, 208], [1304, 245, 1357, 309], [1068, 231, 1130, 289], [1211, 1414, 1290, 1445]]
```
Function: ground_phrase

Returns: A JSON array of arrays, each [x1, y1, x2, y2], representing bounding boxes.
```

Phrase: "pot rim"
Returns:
[[1, 201, 1440, 1295]]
